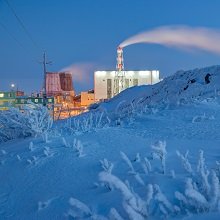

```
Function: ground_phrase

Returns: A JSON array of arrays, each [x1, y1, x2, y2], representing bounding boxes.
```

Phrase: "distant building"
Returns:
[[94, 70, 160, 101], [46, 72, 75, 97], [80, 90, 95, 107], [0, 91, 24, 110], [0, 90, 54, 113]]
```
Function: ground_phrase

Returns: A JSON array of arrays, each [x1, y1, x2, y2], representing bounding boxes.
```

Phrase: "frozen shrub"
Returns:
[[68, 111, 111, 133], [120, 152, 135, 174], [17, 154, 21, 161], [122, 202, 145, 220], [68, 198, 109, 219], [154, 184, 174, 214], [175, 191, 188, 208], [109, 208, 124, 220], [42, 132, 49, 143], [68, 197, 92, 218], [196, 150, 210, 197], [0, 103, 53, 143], [62, 137, 69, 148], [120, 151, 144, 185], [100, 158, 114, 173], [184, 178, 209, 212], [99, 172, 148, 219], [175, 150, 220, 215], [142, 157, 152, 174], [209, 171, 220, 211], [176, 150, 193, 175], [146, 184, 154, 216], [151, 141, 167, 174], [215, 161, 220, 179], [73, 139, 85, 157], [133, 153, 140, 163]]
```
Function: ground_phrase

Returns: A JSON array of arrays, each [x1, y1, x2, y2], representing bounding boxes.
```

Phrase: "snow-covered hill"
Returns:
[[93, 65, 220, 114], [1, 65, 220, 219]]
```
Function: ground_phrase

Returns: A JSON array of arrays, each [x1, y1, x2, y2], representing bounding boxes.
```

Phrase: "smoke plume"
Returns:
[[119, 25, 220, 54], [60, 62, 98, 92]]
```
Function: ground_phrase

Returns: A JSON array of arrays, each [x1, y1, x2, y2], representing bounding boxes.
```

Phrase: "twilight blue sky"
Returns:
[[1, 0, 220, 94]]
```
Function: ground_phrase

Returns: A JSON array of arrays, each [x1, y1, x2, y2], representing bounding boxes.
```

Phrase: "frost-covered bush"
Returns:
[[99, 172, 150, 219], [67, 197, 108, 219], [151, 141, 167, 174], [176, 150, 193, 175], [62, 110, 111, 134], [142, 157, 152, 174], [196, 150, 210, 198], [65, 147, 220, 219], [100, 158, 114, 173], [175, 150, 220, 214], [73, 138, 85, 157], [154, 184, 175, 216], [120, 151, 144, 185], [0, 103, 53, 143]]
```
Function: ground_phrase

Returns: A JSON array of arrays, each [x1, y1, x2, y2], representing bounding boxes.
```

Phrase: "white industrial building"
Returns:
[[94, 70, 160, 101]]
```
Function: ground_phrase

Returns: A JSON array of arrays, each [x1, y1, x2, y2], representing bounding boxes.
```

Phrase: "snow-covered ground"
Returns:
[[1, 65, 220, 219]]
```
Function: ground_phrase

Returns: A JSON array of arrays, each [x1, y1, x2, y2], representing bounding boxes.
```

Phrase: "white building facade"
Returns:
[[94, 70, 160, 101]]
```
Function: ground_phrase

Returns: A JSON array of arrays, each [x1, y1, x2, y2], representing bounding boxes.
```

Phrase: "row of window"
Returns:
[[106, 78, 139, 98], [17, 98, 53, 104]]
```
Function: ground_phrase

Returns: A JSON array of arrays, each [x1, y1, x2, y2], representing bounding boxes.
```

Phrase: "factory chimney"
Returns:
[[116, 46, 124, 71]]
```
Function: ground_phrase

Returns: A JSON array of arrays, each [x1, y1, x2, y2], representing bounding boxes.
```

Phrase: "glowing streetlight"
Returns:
[[11, 83, 15, 91]]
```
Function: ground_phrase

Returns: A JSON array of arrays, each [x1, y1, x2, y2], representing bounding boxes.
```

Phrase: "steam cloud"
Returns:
[[60, 62, 98, 92], [119, 25, 220, 54]]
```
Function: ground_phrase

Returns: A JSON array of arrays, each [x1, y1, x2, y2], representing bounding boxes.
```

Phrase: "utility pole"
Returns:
[[40, 52, 52, 105]]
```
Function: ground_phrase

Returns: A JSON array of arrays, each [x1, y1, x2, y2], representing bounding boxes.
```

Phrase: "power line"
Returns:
[[0, 20, 40, 63], [0, 20, 26, 50], [3, 0, 40, 50]]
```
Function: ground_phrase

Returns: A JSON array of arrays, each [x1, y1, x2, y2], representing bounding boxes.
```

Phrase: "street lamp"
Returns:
[[11, 83, 15, 91]]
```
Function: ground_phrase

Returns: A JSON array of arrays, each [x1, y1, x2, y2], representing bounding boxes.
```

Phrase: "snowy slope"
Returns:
[[93, 65, 220, 115], [1, 65, 220, 219]]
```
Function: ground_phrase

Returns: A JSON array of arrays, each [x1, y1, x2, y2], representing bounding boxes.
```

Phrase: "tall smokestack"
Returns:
[[116, 46, 124, 71], [114, 46, 125, 96]]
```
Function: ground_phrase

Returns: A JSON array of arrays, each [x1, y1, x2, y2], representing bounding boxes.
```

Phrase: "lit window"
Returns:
[[48, 98, 52, 102], [35, 99, 38, 103], [0, 94, 4, 98]]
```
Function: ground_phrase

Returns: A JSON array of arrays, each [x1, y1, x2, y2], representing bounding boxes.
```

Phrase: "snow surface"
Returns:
[[1, 65, 220, 219]]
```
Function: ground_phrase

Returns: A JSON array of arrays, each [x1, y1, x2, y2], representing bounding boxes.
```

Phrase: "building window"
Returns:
[[133, 79, 138, 86], [0, 93, 4, 98], [114, 79, 119, 94], [35, 99, 38, 103], [125, 79, 129, 89], [107, 79, 112, 99]]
